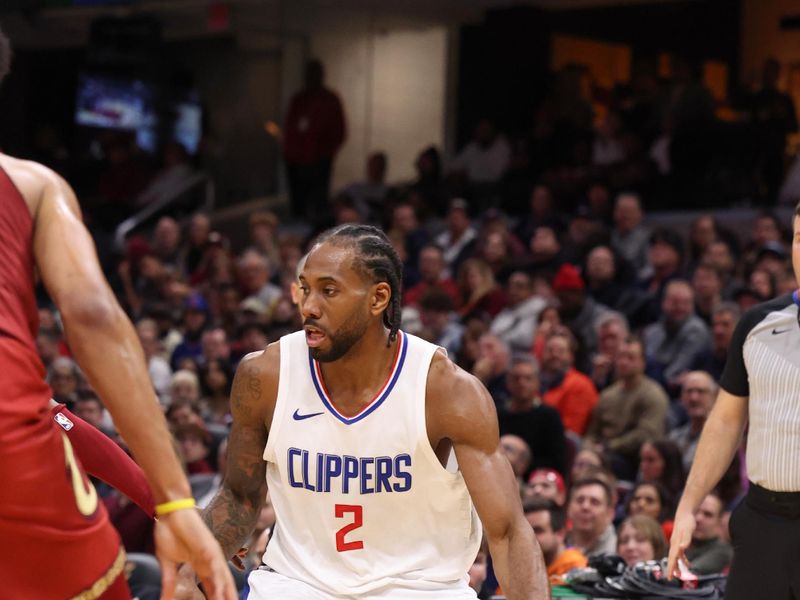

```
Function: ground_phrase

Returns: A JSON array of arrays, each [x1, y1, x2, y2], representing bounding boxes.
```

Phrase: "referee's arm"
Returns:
[[667, 388, 748, 578]]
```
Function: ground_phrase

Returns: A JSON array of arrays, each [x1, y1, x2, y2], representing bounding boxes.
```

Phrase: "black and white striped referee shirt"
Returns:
[[720, 291, 800, 492]]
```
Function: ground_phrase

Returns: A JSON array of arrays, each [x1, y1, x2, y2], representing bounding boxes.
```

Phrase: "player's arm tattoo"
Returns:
[[202, 361, 269, 557]]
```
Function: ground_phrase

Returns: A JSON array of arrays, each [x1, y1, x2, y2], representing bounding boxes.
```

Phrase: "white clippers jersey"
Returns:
[[259, 330, 481, 597]]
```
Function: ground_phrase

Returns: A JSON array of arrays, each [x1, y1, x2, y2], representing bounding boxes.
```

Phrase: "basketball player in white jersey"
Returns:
[[177, 224, 549, 599]]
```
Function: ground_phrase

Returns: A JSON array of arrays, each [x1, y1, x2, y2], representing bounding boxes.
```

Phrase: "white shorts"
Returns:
[[246, 568, 478, 599]]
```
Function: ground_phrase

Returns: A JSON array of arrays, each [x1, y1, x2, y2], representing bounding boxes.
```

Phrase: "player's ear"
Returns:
[[371, 282, 391, 316]]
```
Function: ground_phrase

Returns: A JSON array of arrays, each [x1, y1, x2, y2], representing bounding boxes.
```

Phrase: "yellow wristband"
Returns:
[[155, 497, 196, 517]]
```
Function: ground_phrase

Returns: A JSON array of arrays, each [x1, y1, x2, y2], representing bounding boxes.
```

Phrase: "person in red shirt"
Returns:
[[540, 328, 599, 435], [0, 28, 234, 600], [283, 59, 347, 222]]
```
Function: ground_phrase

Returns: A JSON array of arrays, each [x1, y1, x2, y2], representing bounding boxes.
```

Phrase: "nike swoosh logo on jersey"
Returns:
[[772, 328, 791, 335], [293, 409, 324, 421]]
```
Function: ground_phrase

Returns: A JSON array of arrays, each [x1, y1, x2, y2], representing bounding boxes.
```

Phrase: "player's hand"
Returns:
[[172, 564, 206, 600], [154, 508, 237, 600], [667, 509, 696, 580]]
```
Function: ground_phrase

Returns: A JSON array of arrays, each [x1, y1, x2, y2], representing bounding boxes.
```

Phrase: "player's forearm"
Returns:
[[677, 404, 746, 514], [490, 520, 550, 600], [202, 485, 264, 558], [61, 299, 190, 503]]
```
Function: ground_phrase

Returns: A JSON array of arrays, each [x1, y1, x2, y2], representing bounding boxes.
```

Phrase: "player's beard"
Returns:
[[310, 308, 370, 363]]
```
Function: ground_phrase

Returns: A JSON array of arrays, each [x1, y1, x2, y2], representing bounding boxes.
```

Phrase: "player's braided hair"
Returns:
[[0, 26, 10, 86], [318, 224, 403, 345]]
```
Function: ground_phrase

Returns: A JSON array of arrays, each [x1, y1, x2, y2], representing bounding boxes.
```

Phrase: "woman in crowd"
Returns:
[[638, 438, 686, 501], [617, 515, 668, 566], [199, 357, 235, 425], [457, 258, 508, 323], [625, 480, 675, 540]]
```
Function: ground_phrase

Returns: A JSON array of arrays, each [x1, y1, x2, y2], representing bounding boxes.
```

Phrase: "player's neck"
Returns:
[[317, 327, 397, 406]]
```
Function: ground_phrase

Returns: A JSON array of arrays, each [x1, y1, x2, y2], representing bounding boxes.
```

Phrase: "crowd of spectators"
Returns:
[[33, 54, 800, 596]]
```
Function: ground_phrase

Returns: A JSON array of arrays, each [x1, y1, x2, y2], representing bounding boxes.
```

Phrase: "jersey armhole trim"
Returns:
[[415, 343, 460, 481]]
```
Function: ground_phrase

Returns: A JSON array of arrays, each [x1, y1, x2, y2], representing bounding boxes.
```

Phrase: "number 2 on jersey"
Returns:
[[335, 504, 364, 551]]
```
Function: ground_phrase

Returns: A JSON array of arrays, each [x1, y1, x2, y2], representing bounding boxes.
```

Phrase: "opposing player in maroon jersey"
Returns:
[[0, 28, 235, 600]]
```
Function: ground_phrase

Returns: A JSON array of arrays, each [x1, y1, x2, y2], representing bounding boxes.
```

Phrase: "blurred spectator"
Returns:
[[73, 390, 106, 432], [566, 478, 617, 558], [145, 302, 183, 359], [691, 263, 723, 325], [284, 59, 347, 221], [499, 434, 532, 485], [201, 327, 232, 369], [617, 515, 668, 566], [540, 329, 598, 435], [174, 422, 214, 475], [515, 184, 565, 244], [531, 305, 562, 362], [449, 118, 511, 185], [151, 216, 183, 272], [592, 111, 626, 166], [552, 264, 609, 364], [490, 271, 546, 354], [118, 238, 166, 318], [522, 225, 564, 280], [638, 439, 686, 501], [455, 319, 489, 372], [199, 358, 234, 426], [387, 202, 428, 288], [171, 292, 210, 370], [625, 481, 675, 541], [692, 300, 738, 383], [499, 355, 567, 477], [212, 283, 243, 340], [642, 280, 711, 390], [525, 469, 567, 507], [471, 333, 512, 405], [749, 58, 798, 201], [417, 288, 464, 357], [524, 498, 587, 584], [181, 213, 212, 278], [643, 228, 685, 309], [36, 329, 62, 371], [434, 199, 478, 277], [748, 268, 776, 301], [457, 258, 508, 323], [687, 215, 721, 270], [571, 448, 607, 483], [669, 371, 717, 472], [47, 356, 82, 408], [753, 240, 789, 278], [136, 318, 172, 401], [585, 338, 668, 480], [403, 244, 460, 309], [408, 145, 445, 217], [235, 323, 270, 359], [247, 211, 281, 270], [166, 397, 202, 430], [589, 311, 629, 390], [702, 239, 740, 297], [584, 246, 647, 326], [341, 151, 390, 221], [237, 249, 282, 314], [685, 493, 733, 575], [168, 370, 201, 408], [610, 193, 650, 280]]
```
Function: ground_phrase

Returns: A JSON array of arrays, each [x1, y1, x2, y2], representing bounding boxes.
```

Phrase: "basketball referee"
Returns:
[[668, 202, 800, 598]]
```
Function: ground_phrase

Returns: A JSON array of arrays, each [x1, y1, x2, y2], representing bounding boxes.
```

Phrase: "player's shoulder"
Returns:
[[0, 153, 72, 215], [238, 341, 280, 382], [231, 342, 281, 417], [426, 350, 496, 420]]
